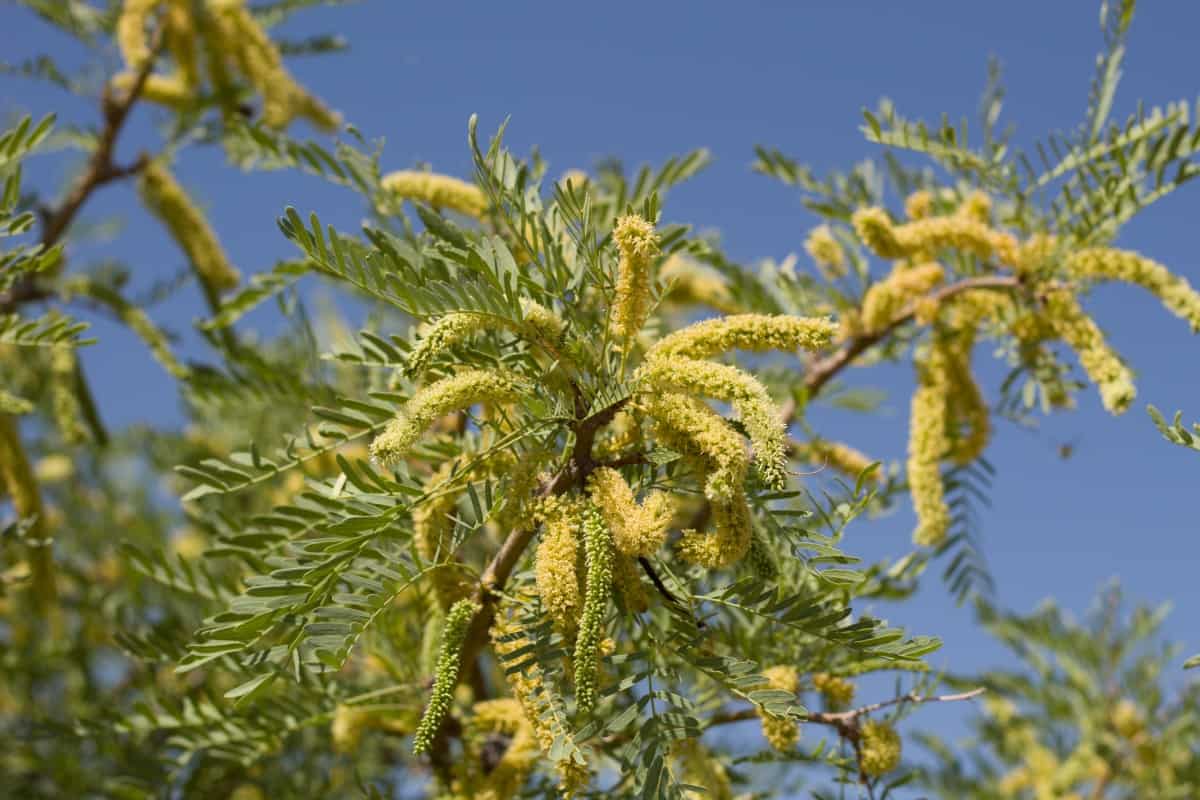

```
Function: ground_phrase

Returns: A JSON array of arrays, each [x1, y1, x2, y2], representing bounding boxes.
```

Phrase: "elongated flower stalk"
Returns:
[[405, 302, 563, 377], [611, 553, 650, 613], [859, 720, 902, 777], [574, 505, 614, 714], [796, 439, 880, 484], [907, 348, 952, 548], [587, 467, 674, 557], [380, 170, 487, 219], [371, 369, 526, 465], [534, 495, 584, 635], [640, 393, 747, 503], [1042, 291, 1135, 414], [412, 597, 479, 755], [677, 488, 753, 568], [852, 206, 1018, 266], [116, 0, 160, 69], [1066, 247, 1200, 332], [757, 665, 800, 751], [49, 347, 88, 445], [860, 261, 946, 333], [646, 313, 836, 361], [139, 159, 241, 297], [609, 214, 660, 341]]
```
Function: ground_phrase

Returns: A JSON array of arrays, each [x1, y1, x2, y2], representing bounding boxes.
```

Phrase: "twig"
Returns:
[[705, 687, 987, 733]]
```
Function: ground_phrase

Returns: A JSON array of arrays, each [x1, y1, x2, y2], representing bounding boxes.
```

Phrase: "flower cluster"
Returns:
[[758, 665, 801, 751], [380, 170, 488, 219], [610, 214, 661, 340], [587, 467, 675, 558], [859, 261, 946, 333], [859, 720, 902, 777], [533, 494, 585, 635], [804, 224, 847, 279], [796, 439, 880, 484], [811, 672, 856, 710]]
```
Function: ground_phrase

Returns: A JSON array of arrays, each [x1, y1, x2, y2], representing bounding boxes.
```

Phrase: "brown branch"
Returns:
[[706, 687, 986, 734]]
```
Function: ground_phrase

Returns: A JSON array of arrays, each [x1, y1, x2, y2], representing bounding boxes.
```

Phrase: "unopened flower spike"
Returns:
[[380, 170, 487, 219], [609, 213, 660, 341], [757, 665, 800, 751], [804, 224, 847, 279], [370, 369, 525, 465], [574, 504, 614, 714], [139, 159, 241, 297], [587, 467, 675, 558], [412, 597, 479, 755]]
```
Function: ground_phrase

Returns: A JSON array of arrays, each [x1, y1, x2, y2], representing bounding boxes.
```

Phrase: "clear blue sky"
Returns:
[[5, 0, 1200, 783]]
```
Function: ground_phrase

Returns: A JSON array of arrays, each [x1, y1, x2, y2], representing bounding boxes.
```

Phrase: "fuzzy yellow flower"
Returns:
[[534, 495, 584, 634], [640, 392, 748, 503], [1043, 291, 1135, 414], [797, 440, 880, 484], [587, 467, 675, 558], [804, 225, 846, 278], [380, 170, 487, 219], [1067, 247, 1200, 332], [859, 720, 902, 776], [610, 214, 660, 340], [907, 352, 952, 547], [904, 190, 935, 221], [860, 261, 946, 332], [647, 313, 836, 361], [757, 665, 800, 751], [811, 672, 855, 710]]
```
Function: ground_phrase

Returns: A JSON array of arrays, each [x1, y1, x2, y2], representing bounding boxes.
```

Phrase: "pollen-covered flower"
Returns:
[[139, 159, 240, 296], [640, 392, 748, 503], [587, 467, 675, 558], [853, 205, 1015, 264], [380, 170, 488, 218], [519, 298, 565, 343], [406, 313, 490, 377], [574, 505, 614, 714], [804, 225, 847, 278], [413, 597, 479, 755], [859, 720, 902, 777], [811, 672, 856, 710], [1042, 291, 1135, 414], [659, 254, 741, 314], [757, 665, 800, 751], [797, 439, 880, 484], [609, 214, 660, 340], [371, 369, 526, 465], [677, 490, 753, 568], [907, 354, 952, 547], [860, 262, 946, 332], [647, 313, 836, 361], [904, 190, 935, 221], [612, 553, 650, 613], [638, 358, 787, 490], [534, 495, 584, 634], [1066, 247, 1200, 332]]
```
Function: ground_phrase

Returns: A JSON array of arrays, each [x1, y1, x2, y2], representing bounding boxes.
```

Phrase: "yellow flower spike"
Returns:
[[111, 72, 193, 109], [1015, 233, 1061, 275], [116, 0, 159, 70], [811, 672, 856, 710], [586, 467, 674, 558], [405, 313, 490, 377], [907, 353, 952, 548], [957, 190, 992, 224], [380, 170, 488, 219], [534, 495, 584, 635], [1066, 247, 1200, 332], [673, 738, 734, 800], [574, 505, 614, 714], [854, 204, 1015, 264], [798, 440, 879, 484], [138, 159, 241, 296], [853, 207, 907, 259], [49, 347, 88, 445], [208, 0, 340, 131], [163, 0, 199, 87], [904, 190, 935, 221], [412, 597, 479, 755], [330, 703, 372, 753], [638, 357, 788, 490], [757, 665, 801, 751], [677, 490, 753, 568], [859, 720, 902, 777], [939, 330, 990, 466], [612, 553, 650, 613], [466, 699, 539, 800], [658, 253, 741, 314], [518, 298, 564, 343], [370, 369, 525, 466], [860, 262, 946, 333], [647, 313, 837, 361], [609, 213, 660, 341], [804, 225, 847, 279], [641, 393, 747, 503], [1042, 291, 1135, 414]]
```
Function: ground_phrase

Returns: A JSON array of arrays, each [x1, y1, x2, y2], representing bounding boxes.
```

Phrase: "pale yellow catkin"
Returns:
[[804, 225, 847, 278], [586, 467, 674, 558], [380, 170, 488, 218], [658, 253, 741, 314], [907, 352, 952, 548], [677, 490, 753, 568], [639, 392, 748, 503], [859, 262, 946, 332], [852, 206, 1017, 265], [610, 214, 660, 340], [534, 494, 584, 634], [797, 439, 879, 484], [370, 369, 525, 465], [111, 72, 193, 109], [1066, 247, 1200, 333], [163, 0, 199, 87], [757, 665, 800, 751], [116, 0, 160, 70], [138, 159, 241, 295], [647, 313, 837, 361], [1042, 291, 1136, 415]]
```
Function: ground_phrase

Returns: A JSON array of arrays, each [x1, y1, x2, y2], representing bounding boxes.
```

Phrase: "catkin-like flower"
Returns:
[[111, 72, 193, 108], [904, 190, 935, 221], [380, 170, 488, 218], [116, 0, 159, 69], [534, 495, 584, 634], [465, 699, 539, 800], [163, 0, 199, 87], [406, 313, 490, 377], [412, 597, 479, 755], [371, 369, 525, 465], [413, 460, 472, 606], [1042, 291, 1135, 414], [798, 439, 880, 484], [612, 553, 650, 613], [958, 191, 992, 224], [49, 347, 88, 445], [853, 206, 1014, 264], [677, 490, 753, 569], [860, 262, 946, 332], [907, 355, 952, 547], [648, 313, 837, 361], [640, 392, 748, 503], [209, 0, 340, 131], [587, 467, 674, 557], [811, 673, 855, 710], [638, 358, 788, 489], [139, 159, 241, 296], [940, 330, 990, 465], [574, 505, 614, 714], [659, 254, 741, 314], [1066, 247, 1200, 332], [804, 225, 847, 278], [859, 720, 902, 777], [609, 214, 660, 340], [757, 665, 800, 751], [519, 298, 564, 343]]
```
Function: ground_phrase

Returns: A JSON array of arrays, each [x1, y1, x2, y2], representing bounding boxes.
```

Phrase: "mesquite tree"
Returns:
[[2, 1, 1199, 798]]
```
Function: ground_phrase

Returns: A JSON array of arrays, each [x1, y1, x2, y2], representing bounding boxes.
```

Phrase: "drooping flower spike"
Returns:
[[412, 597, 479, 755], [380, 170, 488, 219]]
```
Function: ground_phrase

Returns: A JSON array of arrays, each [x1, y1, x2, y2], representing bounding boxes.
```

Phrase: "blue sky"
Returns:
[[5, 0, 1200, 786]]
